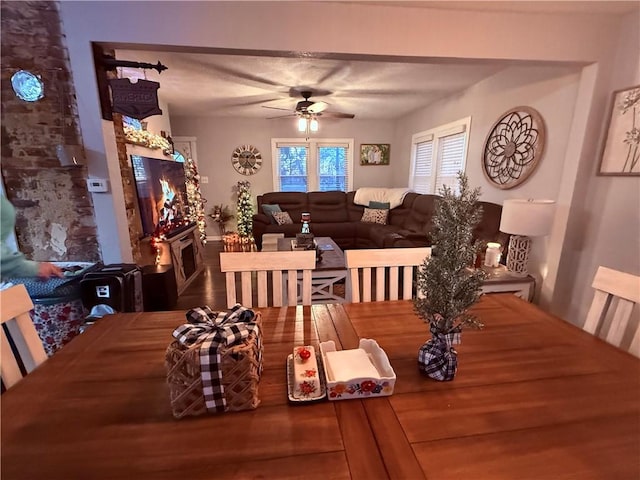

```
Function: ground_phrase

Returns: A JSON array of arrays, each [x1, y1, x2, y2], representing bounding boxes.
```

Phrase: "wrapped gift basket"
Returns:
[[165, 305, 263, 418]]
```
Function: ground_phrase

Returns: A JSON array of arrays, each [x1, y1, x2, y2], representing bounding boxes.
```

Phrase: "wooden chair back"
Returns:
[[345, 247, 432, 303], [219, 250, 316, 308], [1, 284, 47, 389], [583, 266, 640, 356]]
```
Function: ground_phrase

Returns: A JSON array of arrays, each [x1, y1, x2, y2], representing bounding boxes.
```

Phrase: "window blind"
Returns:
[[435, 132, 466, 193], [408, 117, 471, 194], [411, 140, 433, 194]]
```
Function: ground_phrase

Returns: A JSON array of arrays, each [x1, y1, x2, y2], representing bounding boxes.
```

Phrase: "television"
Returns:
[[130, 155, 192, 238]]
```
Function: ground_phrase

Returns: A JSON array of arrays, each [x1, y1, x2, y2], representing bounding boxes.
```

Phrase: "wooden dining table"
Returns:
[[2, 294, 639, 479]]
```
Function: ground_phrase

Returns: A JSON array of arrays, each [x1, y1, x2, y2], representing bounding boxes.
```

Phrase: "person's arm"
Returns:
[[0, 243, 62, 280], [1, 241, 39, 279], [1, 195, 63, 280], [37, 262, 63, 279]]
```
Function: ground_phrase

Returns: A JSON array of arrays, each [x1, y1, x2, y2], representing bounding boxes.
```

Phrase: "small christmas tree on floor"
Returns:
[[414, 172, 485, 381], [235, 180, 255, 250], [184, 157, 207, 244]]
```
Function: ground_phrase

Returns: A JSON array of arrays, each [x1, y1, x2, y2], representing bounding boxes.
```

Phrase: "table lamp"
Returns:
[[499, 199, 556, 276]]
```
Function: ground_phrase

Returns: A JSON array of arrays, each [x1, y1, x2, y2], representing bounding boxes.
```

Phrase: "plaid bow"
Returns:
[[418, 331, 460, 382], [172, 304, 261, 412]]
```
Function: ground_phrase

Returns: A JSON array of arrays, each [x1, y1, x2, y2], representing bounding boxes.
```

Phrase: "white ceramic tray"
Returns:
[[286, 353, 327, 403], [319, 339, 396, 401]]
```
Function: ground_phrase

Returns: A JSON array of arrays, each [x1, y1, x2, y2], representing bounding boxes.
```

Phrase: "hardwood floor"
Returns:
[[174, 240, 228, 311]]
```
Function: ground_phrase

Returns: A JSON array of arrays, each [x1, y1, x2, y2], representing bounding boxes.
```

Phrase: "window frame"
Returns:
[[271, 138, 354, 192], [409, 116, 472, 194]]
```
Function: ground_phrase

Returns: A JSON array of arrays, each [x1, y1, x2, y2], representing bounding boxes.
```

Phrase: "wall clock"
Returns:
[[232, 145, 262, 176], [482, 106, 546, 189]]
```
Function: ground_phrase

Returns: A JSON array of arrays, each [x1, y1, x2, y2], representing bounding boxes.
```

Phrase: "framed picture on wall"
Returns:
[[360, 144, 390, 165], [598, 85, 640, 176]]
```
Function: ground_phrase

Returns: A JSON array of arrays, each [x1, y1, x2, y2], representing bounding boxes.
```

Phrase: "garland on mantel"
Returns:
[[123, 125, 172, 155]]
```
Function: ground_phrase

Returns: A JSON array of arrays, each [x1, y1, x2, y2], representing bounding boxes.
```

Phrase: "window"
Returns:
[[122, 116, 142, 130], [272, 139, 354, 192], [172, 137, 197, 164], [409, 117, 471, 194], [172, 150, 186, 163]]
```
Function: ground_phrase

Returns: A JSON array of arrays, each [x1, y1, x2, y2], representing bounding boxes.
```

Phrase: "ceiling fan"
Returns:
[[263, 90, 355, 119]]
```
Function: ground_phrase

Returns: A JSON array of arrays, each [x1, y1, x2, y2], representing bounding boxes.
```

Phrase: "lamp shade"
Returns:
[[500, 199, 555, 237]]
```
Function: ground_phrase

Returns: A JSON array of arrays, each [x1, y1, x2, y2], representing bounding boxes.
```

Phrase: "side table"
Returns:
[[142, 264, 178, 311], [480, 265, 535, 302]]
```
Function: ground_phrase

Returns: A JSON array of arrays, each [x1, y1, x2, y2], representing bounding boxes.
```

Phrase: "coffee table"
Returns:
[[277, 236, 349, 303]]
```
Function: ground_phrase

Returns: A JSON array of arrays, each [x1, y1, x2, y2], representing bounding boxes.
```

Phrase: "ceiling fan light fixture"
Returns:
[[297, 117, 308, 132], [310, 117, 319, 132]]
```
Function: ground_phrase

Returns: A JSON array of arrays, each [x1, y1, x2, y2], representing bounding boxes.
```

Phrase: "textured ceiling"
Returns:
[[115, 1, 637, 121], [117, 50, 505, 120]]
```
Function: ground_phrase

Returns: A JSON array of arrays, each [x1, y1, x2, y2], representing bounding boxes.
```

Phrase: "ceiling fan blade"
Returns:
[[267, 113, 296, 119], [226, 97, 281, 108], [322, 111, 355, 119], [307, 101, 328, 114], [262, 105, 292, 112]]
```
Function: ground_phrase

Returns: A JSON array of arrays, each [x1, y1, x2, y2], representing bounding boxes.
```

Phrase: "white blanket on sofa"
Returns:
[[354, 188, 412, 209]]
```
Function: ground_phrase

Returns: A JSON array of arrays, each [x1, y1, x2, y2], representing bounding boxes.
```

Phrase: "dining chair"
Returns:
[[583, 266, 640, 356], [345, 247, 432, 302], [219, 250, 316, 308], [1, 284, 47, 389]]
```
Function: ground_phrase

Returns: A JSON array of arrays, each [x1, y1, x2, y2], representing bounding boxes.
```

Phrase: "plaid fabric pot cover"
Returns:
[[417, 332, 459, 381]]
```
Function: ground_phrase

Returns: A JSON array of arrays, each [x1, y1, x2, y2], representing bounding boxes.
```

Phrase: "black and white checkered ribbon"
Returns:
[[418, 330, 460, 382], [172, 304, 261, 412]]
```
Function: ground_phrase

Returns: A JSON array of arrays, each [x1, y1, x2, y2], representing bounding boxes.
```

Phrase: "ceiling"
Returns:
[[362, 1, 640, 14], [117, 50, 506, 120], [115, 1, 637, 121]]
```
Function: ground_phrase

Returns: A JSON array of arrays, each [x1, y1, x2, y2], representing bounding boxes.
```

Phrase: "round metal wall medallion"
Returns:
[[11, 70, 44, 102], [482, 106, 546, 189]]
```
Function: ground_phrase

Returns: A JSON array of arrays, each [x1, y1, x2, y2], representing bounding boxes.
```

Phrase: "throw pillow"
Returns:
[[369, 201, 391, 210], [272, 211, 293, 225], [361, 207, 388, 225], [262, 204, 282, 224]]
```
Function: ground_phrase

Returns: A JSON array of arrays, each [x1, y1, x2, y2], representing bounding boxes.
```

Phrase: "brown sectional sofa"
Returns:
[[253, 190, 508, 253]]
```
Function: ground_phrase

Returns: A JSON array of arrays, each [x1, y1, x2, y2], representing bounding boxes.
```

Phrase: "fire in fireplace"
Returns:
[[131, 155, 192, 238]]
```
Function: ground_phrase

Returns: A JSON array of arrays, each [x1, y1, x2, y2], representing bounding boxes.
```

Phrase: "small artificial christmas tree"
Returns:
[[413, 172, 485, 381], [235, 180, 254, 242]]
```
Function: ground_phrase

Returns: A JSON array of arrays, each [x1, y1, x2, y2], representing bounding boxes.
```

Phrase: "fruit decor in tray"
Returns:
[[287, 345, 327, 403]]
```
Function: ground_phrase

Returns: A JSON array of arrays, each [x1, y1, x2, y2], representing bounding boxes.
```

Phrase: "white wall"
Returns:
[[170, 116, 394, 237], [554, 12, 640, 345], [394, 65, 582, 292]]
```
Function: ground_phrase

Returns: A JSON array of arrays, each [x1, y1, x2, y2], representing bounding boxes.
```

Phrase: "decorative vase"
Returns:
[[417, 331, 460, 381]]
